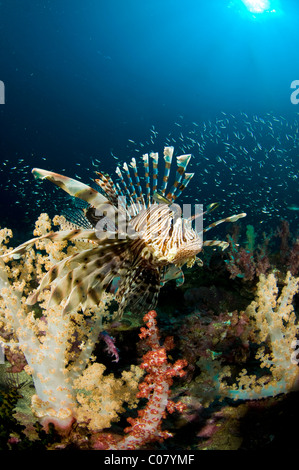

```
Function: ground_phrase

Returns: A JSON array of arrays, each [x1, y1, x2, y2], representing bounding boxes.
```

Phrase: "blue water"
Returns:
[[0, 0, 298, 240]]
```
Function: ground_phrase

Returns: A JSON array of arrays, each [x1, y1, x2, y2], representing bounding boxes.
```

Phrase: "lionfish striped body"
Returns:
[[3, 147, 246, 317]]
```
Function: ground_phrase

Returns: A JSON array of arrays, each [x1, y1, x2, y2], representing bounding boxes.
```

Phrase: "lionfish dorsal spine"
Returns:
[[113, 146, 193, 211], [149, 152, 159, 193], [129, 157, 146, 207], [160, 146, 174, 196], [142, 153, 151, 206], [94, 171, 119, 207], [171, 172, 195, 201], [166, 153, 192, 202], [115, 165, 137, 217], [116, 165, 130, 200], [121, 162, 142, 217], [122, 162, 138, 204]]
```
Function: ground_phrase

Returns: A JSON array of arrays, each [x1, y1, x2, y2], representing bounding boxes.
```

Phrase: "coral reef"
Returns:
[[0, 214, 298, 450], [223, 271, 299, 400], [224, 220, 299, 281], [0, 215, 188, 449]]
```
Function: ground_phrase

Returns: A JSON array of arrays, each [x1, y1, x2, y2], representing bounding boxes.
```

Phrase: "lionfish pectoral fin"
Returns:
[[202, 212, 247, 235], [32, 168, 108, 208], [32, 168, 127, 230], [0, 234, 44, 260], [1, 229, 101, 262], [116, 264, 161, 318], [28, 236, 133, 315]]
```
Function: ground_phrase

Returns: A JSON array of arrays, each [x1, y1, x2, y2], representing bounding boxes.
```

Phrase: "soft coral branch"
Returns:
[[102, 310, 187, 450]]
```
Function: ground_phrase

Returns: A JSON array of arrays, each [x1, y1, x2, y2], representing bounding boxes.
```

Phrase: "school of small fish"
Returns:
[[0, 110, 298, 236]]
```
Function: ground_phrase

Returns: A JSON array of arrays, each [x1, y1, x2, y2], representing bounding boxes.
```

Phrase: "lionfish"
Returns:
[[3, 146, 246, 317]]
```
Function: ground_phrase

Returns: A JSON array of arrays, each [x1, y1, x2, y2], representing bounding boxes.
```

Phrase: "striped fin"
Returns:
[[61, 242, 130, 315], [203, 212, 247, 234], [166, 154, 191, 202], [122, 162, 140, 216], [116, 260, 161, 318], [203, 240, 229, 250], [63, 207, 94, 230], [115, 165, 138, 214], [94, 171, 120, 206], [28, 255, 74, 305], [114, 166, 137, 218], [32, 168, 124, 230], [115, 165, 131, 200], [122, 162, 138, 203], [32, 168, 107, 208], [142, 153, 151, 207], [114, 182, 127, 213], [161, 146, 174, 195], [129, 157, 145, 207], [0, 229, 100, 260], [150, 152, 159, 194], [27, 237, 133, 315], [171, 172, 194, 201], [115, 182, 125, 198], [189, 202, 219, 223]]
